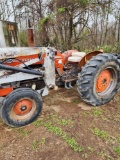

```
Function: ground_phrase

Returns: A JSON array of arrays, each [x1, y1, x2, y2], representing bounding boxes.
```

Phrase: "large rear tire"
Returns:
[[0, 88, 43, 127], [77, 53, 120, 106]]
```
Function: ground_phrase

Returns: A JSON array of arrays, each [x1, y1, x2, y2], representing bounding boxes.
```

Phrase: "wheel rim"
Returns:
[[13, 99, 33, 116], [11, 98, 36, 120], [96, 70, 111, 92], [96, 68, 117, 96]]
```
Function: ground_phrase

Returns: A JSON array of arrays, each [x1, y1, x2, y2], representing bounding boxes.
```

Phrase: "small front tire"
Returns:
[[0, 88, 43, 127]]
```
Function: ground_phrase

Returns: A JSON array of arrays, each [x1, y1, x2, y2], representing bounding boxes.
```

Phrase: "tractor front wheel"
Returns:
[[77, 53, 120, 106], [0, 88, 43, 127]]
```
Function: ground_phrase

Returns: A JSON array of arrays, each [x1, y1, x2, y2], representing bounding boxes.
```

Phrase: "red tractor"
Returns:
[[0, 20, 120, 127], [0, 47, 120, 127]]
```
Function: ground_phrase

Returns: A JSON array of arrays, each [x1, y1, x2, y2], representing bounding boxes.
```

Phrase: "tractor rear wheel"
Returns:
[[77, 53, 120, 106], [0, 88, 42, 127]]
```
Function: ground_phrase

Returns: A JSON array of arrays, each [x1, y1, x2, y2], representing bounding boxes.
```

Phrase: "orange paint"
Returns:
[[55, 50, 78, 74], [13, 99, 32, 116], [55, 51, 64, 74], [96, 70, 111, 93], [4, 54, 46, 66], [0, 87, 13, 96]]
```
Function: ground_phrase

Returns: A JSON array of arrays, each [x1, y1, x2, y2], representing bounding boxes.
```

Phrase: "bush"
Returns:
[[97, 44, 120, 54], [19, 30, 28, 47]]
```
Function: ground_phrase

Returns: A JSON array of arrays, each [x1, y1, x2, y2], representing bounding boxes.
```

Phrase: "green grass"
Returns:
[[33, 116, 83, 152], [40, 138, 46, 145], [33, 112, 119, 156], [113, 147, 120, 156], [93, 108, 104, 116], [87, 147, 94, 152], [98, 150, 113, 159], [16, 129, 32, 137], [83, 111, 89, 116], [48, 114, 74, 127], [33, 119, 43, 127], [43, 123, 84, 152], [32, 140, 39, 150], [32, 138, 46, 150], [92, 127, 109, 140], [56, 118, 74, 127]]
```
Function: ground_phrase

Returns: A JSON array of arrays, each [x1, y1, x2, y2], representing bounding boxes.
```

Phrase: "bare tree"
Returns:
[[0, 0, 119, 52]]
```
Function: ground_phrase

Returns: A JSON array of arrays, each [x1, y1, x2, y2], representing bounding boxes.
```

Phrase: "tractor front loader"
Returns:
[[0, 47, 56, 127], [0, 47, 120, 127]]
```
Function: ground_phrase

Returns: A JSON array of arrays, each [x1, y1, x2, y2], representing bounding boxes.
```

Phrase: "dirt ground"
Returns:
[[0, 86, 120, 160]]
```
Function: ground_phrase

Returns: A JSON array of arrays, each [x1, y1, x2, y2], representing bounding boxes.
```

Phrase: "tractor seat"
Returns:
[[68, 52, 86, 62]]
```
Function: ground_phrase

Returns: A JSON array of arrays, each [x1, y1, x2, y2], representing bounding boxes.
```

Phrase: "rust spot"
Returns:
[[27, 29, 34, 47]]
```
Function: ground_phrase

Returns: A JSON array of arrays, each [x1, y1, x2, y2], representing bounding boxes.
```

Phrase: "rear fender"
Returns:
[[78, 50, 103, 68]]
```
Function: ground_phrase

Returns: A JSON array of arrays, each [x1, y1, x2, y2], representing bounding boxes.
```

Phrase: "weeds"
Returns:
[[40, 122, 83, 152], [87, 147, 94, 152], [113, 147, 120, 156], [83, 111, 89, 116], [92, 127, 109, 140], [33, 118, 83, 152], [32, 138, 46, 150], [40, 138, 46, 145], [93, 108, 104, 116], [34, 114, 74, 128], [33, 120, 43, 127], [50, 114, 57, 119], [98, 150, 112, 160], [56, 118, 74, 127], [17, 129, 32, 137], [32, 140, 39, 150], [82, 153, 88, 158]]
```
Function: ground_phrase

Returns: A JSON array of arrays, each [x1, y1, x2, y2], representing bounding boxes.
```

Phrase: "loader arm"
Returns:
[[0, 47, 56, 97]]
